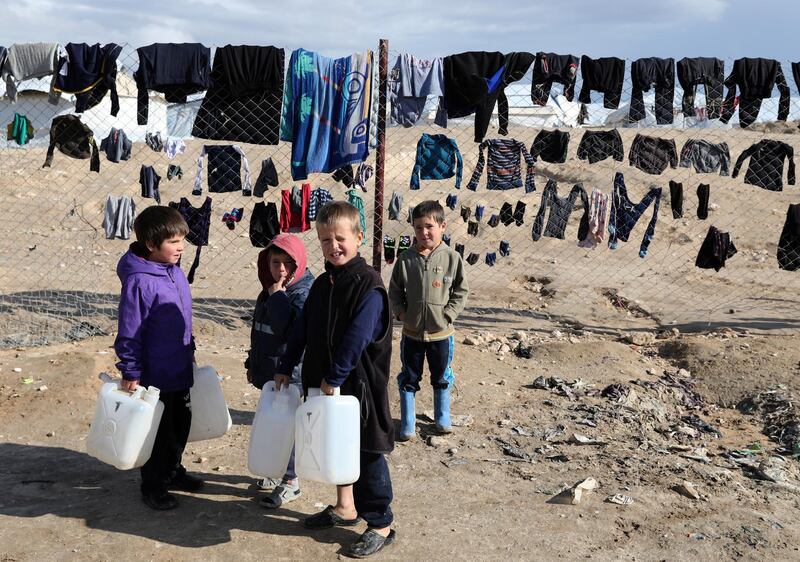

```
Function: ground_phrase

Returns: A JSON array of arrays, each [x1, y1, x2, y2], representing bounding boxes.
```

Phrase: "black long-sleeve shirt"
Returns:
[[721, 58, 789, 127], [732, 139, 795, 191], [629, 134, 677, 175]]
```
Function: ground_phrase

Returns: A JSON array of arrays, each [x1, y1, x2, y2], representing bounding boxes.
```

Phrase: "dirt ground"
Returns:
[[2, 306, 800, 561]]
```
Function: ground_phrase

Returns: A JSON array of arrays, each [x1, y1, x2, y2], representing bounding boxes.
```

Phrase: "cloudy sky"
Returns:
[[4, 0, 799, 60]]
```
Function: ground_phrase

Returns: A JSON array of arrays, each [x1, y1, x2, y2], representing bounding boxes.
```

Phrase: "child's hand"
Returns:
[[274, 374, 290, 390], [320, 380, 337, 395], [121, 379, 139, 392]]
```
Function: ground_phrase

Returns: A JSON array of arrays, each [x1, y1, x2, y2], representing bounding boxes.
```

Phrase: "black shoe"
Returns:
[[142, 491, 179, 511], [303, 505, 361, 530], [170, 472, 205, 492], [345, 529, 396, 558]]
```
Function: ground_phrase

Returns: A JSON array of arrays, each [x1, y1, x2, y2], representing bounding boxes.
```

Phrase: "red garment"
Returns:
[[279, 183, 310, 233], [257, 233, 309, 290]]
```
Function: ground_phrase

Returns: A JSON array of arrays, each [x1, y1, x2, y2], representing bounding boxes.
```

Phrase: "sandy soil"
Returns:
[[1, 315, 799, 561]]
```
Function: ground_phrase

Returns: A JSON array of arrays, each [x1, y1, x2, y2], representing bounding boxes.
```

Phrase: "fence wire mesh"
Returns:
[[1, 43, 800, 347]]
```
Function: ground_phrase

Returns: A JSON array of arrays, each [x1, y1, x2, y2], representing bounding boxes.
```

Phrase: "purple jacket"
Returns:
[[114, 243, 194, 392]]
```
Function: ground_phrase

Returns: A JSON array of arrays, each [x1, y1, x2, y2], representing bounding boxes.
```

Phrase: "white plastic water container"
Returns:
[[188, 365, 232, 442], [248, 381, 302, 477], [86, 373, 164, 470], [295, 387, 360, 485]]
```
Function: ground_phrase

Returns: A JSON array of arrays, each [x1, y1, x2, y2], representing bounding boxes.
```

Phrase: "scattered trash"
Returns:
[[742, 456, 787, 483], [20, 377, 33, 384], [37, 385, 48, 392], [451, 414, 474, 427], [193, 457, 208, 464], [13, 367, 23, 373], [680, 447, 711, 463], [601, 384, 629, 402], [571, 477, 598, 505], [737, 389, 800, 457], [46, 431, 54, 437], [512, 426, 531, 437], [545, 453, 570, 463], [673, 480, 701, 500], [569, 433, 607, 446], [688, 532, 707, 541], [514, 342, 533, 359], [531, 376, 587, 400], [681, 415, 722, 438], [606, 494, 633, 506], [442, 458, 469, 468]]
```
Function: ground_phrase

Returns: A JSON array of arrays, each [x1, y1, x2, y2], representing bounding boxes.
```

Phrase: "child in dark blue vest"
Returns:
[[276, 201, 396, 558]]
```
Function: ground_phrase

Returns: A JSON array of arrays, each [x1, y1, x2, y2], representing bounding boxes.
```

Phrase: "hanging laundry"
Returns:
[[792, 62, 800, 97], [42, 114, 99, 172], [135, 43, 211, 125], [777, 204, 800, 271], [164, 137, 186, 160], [221, 207, 244, 230], [695, 226, 737, 271], [347, 189, 368, 245], [475, 204, 485, 222], [390, 54, 444, 127], [103, 195, 136, 240], [0, 47, 6, 81], [100, 128, 132, 163], [193, 145, 252, 195], [250, 201, 280, 247], [439, 51, 534, 142], [499, 202, 514, 226], [669, 181, 683, 218], [279, 184, 311, 233], [721, 58, 789, 128], [608, 172, 662, 258], [1, 42, 60, 104], [253, 158, 279, 197], [513, 201, 526, 226], [454, 243, 465, 258], [530, 130, 569, 164], [488, 214, 499, 228], [460, 205, 471, 222], [168, 197, 212, 284], [167, 164, 183, 181], [696, 184, 710, 220], [308, 187, 334, 222], [732, 139, 795, 191], [578, 56, 625, 109], [466, 138, 535, 192], [676, 57, 725, 119], [410, 133, 463, 190], [445, 193, 458, 211], [6, 113, 34, 145], [485, 252, 497, 267], [140, 165, 161, 204], [193, 45, 284, 145], [531, 179, 589, 241], [577, 130, 624, 164], [531, 52, 578, 106], [578, 188, 609, 249], [679, 140, 730, 175], [355, 163, 374, 191], [388, 191, 403, 221], [281, 48, 373, 180], [53, 42, 122, 116], [629, 57, 675, 124], [465, 252, 479, 265], [629, 134, 678, 175], [499, 240, 510, 257], [145, 131, 163, 152]]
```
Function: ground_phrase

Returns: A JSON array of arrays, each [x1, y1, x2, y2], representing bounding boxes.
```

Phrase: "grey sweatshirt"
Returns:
[[103, 195, 136, 240], [1, 42, 60, 103], [679, 139, 731, 175]]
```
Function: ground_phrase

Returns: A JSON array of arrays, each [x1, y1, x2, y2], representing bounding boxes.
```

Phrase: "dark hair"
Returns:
[[316, 201, 361, 233], [268, 245, 294, 262], [134, 206, 189, 248], [412, 200, 445, 225]]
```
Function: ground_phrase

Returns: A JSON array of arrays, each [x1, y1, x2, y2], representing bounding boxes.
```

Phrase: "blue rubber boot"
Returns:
[[398, 389, 416, 441], [434, 385, 453, 434]]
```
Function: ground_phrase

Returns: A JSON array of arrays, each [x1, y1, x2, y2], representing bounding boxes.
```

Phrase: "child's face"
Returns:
[[413, 215, 446, 252], [317, 219, 363, 267], [269, 252, 297, 285], [146, 235, 185, 264]]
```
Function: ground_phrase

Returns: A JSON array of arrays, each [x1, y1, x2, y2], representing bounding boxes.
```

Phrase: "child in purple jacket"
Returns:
[[114, 206, 203, 510]]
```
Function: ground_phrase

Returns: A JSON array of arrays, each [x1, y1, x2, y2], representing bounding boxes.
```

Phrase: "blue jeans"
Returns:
[[398, 335, 455, 392], [354, 452, 393, 528]]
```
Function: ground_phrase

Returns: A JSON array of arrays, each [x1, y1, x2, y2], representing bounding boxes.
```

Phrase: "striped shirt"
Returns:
[[467, 138, 536, 192], [308, 188, 334, 221]]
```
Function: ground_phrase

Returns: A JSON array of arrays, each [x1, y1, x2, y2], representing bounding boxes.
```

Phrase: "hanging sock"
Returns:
[[467, 220, 479, 237], [446, 193, 458, 210], [485, 252, 497, 266], [696, 183, 710, 220], [514, 201, 526, 226], [466, 252, 479, 265], [454, 243, 465, 258], [383, 235, 397, 264], [488, 214, 500, 228], [499, 240, 510, 257], [167, 164, 183, 180], [669, 180, 683, 218], [398, 235, 412, 258], [460, 205, 471, 222], [475, 204, 485, 222], [442, 234, 451, 246]]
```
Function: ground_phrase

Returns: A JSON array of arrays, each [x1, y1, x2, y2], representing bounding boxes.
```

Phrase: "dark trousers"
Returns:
[[140, 388, 191, 495], [353, 452, 393, 528], [630, 57, 675, 124], [398, 335, 455, 392]]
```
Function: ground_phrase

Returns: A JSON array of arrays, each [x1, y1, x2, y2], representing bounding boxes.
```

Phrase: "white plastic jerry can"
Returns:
[[188, 365, 232, 442], [248, 381, 302, 478], [295, 387, 360, 485], [86, 373, 164, 470]]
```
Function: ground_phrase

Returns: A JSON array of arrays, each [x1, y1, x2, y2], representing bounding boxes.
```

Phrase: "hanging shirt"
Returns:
[[279, 183, 311, 233], [250, 201, 280, 248], [777, 204, 800, 271], [281, 48, 373, 180], [1, 42, 60, 104], [577, 130, 624, 164], [100, 128, 132, 163], [53, 42, 122, 116], [139, 165, 161, 204], [467, 138, 535, 192], [168, 197, 212, 284], [390, 54, 444, 127], [732, 139, 796, 191], [103, 195, 136, 240], [629, 134, 678, 175], [720, 58, 790, 128], [530, 130, 570, 164], [679, 140, 730, 175], [695, 226, 737, 271], [410, 133, 463, 190], [531, 179, 589, 241], [42, 114, 100, 172]]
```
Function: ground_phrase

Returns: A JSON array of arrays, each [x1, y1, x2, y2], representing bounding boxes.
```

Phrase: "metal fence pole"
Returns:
[[372, 38, 389, 271]]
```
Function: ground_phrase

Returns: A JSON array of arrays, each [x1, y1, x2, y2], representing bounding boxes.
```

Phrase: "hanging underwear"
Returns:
[[168, 196, 212, 283], [608, 172, 662, 258]]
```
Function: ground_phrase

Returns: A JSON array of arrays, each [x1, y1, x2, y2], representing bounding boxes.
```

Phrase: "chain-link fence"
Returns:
[[1, 42, 800, 347]]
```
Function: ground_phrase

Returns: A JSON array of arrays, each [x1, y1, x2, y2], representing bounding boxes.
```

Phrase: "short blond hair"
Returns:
[[316, 201, 361, 234]]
